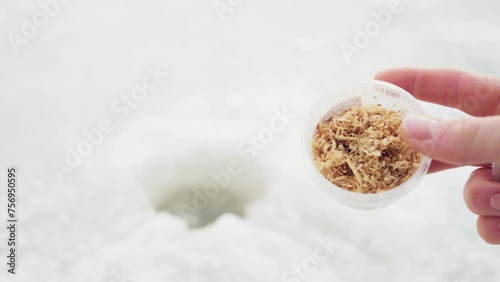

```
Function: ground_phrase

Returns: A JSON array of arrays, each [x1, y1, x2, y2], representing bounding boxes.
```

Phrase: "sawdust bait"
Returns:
[[312, 104, 422, 194]]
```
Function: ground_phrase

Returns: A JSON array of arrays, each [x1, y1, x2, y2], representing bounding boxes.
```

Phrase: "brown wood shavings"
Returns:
[[312, 104, 422, 193]]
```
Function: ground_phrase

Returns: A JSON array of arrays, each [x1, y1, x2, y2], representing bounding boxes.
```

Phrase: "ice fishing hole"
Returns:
[[151, 164, 266, 229]]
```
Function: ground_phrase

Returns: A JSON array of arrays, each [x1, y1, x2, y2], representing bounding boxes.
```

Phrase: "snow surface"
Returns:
[[1, 0, 500, 281]]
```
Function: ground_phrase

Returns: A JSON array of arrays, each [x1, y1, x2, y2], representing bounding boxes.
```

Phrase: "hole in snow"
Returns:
[[149, 161, 266, 229], [158, 184, 247, 228]]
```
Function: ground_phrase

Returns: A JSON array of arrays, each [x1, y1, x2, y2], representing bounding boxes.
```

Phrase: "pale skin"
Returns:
[[375, 68, 500, 245]]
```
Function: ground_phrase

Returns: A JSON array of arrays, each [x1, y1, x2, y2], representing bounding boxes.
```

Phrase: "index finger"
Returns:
[[375, 68, 500, 117]]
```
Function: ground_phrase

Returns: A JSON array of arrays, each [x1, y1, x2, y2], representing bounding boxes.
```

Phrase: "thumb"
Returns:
[[400, 115, 500, 166]]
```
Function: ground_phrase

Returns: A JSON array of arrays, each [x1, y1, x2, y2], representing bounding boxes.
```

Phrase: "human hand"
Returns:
[[375, 68, 500, 244]]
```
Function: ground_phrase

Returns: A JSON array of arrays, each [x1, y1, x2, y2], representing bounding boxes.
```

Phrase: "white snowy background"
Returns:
[[1, 0, 500, 281]]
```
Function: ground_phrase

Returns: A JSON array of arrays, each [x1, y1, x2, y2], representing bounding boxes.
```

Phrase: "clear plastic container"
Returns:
[[303, 80, 431, 209]]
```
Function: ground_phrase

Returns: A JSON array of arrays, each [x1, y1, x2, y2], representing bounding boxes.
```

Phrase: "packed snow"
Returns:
[[1, 0, 500, 281]]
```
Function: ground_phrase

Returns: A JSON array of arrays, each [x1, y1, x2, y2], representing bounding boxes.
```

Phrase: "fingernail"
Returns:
[[490, 194, 500, 211], [401, 116, 439, 141]]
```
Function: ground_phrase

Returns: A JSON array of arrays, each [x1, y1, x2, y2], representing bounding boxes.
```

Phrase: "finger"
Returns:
[[464, 168, 500, 217], [375, 68, 500, 116], [427, 160, 457, 173], [400, 115, 500, 166], [477, 216, 500, 245], [427, 161, 492, 174]]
